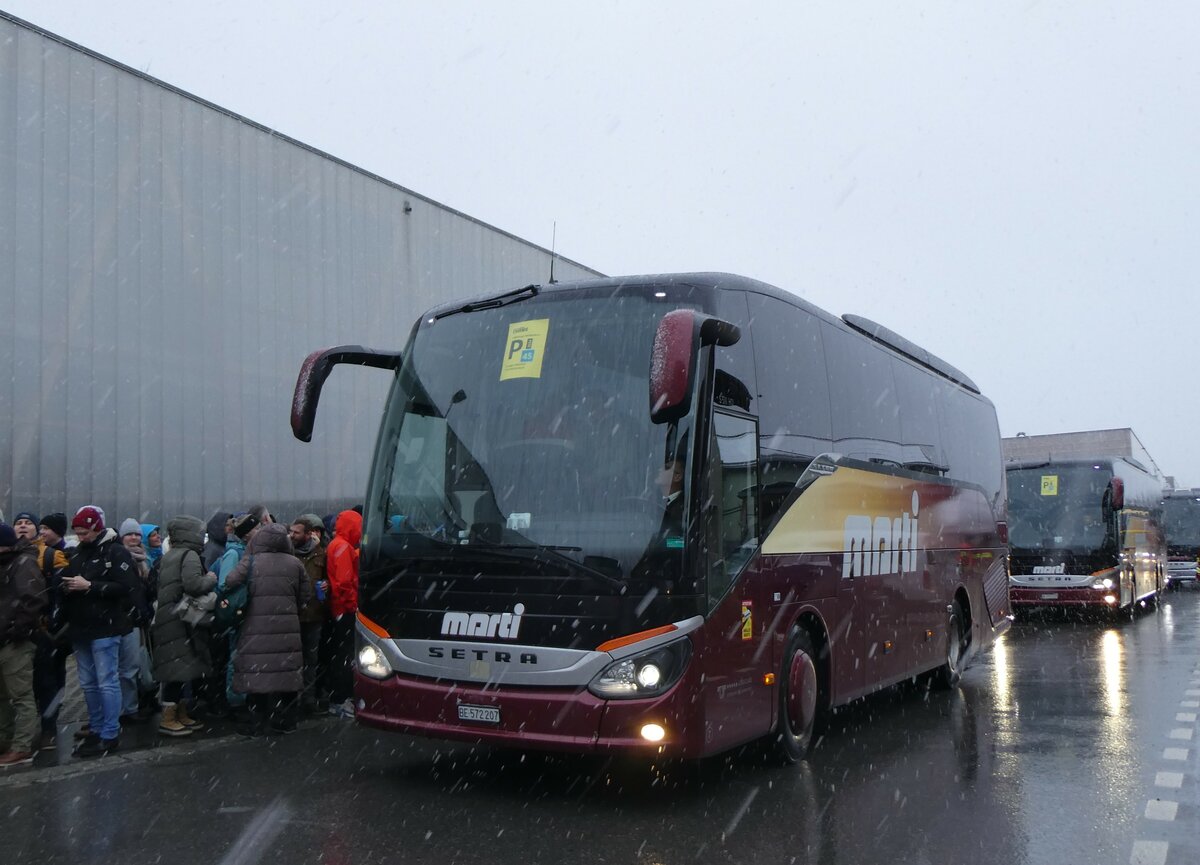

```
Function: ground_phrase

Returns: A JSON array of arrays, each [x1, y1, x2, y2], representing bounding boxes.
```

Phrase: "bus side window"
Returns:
[[707, 410, 760, 606]]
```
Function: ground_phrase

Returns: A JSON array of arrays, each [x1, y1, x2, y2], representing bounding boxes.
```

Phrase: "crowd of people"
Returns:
[[0, 503, 363, 767]]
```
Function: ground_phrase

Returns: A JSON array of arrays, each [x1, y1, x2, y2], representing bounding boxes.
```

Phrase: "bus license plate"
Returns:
[[458, 704, 500, 725], [1040, 593, 1059, 600]]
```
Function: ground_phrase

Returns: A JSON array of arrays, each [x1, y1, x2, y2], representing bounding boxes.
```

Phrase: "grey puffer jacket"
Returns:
[[225, 523, 310, 694], [151, 516, 217, 683]]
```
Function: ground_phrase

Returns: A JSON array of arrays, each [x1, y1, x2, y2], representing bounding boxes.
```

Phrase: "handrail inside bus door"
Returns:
[[291, 345, 404, 442]]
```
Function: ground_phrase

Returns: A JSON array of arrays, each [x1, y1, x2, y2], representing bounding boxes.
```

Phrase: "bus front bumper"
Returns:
[[1010, 585, 1118, 608], [353, 671, 704, 757]]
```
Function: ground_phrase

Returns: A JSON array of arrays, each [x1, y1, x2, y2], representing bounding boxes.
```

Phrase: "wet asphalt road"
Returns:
[[5, 587, 1200, 865]]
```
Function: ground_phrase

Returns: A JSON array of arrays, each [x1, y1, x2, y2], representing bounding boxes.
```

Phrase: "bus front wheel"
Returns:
[[773, 628, 822, 763]]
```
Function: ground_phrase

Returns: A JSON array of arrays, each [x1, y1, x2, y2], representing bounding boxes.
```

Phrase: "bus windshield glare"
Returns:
[[1006, 464, 1113, 553], [361, 288, 704, 648]]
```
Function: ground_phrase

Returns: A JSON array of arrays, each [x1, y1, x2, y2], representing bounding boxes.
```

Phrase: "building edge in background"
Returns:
[[0, 11, 601, 522]]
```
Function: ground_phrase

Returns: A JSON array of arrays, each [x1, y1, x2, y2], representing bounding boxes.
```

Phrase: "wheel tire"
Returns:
[[773, 628, 822, 764], [933, 600, 967, 690]]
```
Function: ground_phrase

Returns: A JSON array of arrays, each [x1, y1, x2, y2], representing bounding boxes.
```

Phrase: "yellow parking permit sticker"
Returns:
[[500, 319, 550, 381], [1041, 475, 1059, 496], [740, 601, 753, 640]]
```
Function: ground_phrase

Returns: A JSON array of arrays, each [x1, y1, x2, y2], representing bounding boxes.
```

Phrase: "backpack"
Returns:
[[213, 555, 252, 634]]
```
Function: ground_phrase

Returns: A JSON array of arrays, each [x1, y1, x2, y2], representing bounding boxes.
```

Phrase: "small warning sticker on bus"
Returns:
[[740, 601, 753, 640], [500, 318, 549, 381], [1041, 475, 1059, 496]]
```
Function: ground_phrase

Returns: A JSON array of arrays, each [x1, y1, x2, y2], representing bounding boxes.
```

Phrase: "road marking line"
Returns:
[[1144, 800, 1178, 821], [1169, 728, 1194, 740], [1182, 700, 1200, 708], [1163, 748, 1189, 761], [1176, 712, 1197, 722], [1186, 689, 1200, 696], [1131, 839, 1169, 865], [1155, 771, 1184, 789]]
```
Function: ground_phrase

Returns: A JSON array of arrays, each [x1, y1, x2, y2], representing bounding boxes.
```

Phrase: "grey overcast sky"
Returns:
[[8, 2, 1200, 484]]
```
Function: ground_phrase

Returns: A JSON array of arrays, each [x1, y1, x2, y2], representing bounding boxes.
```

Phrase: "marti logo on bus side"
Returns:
[[842, 491, 921, 579]]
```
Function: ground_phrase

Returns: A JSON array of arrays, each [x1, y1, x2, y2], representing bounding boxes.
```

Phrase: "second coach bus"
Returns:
[[292, 272, 1010, 761], [1007, 457, 1166, 613], [1162, 489, 1200, 587]]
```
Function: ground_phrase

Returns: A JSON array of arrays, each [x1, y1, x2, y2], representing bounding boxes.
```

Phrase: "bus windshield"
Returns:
[[1163, 495, 1200, 549], [361, 287, 704, 647], [1006, 464, 1113, 553]]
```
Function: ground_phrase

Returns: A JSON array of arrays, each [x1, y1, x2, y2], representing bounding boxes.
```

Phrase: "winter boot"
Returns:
[[175, 701, 202, 729], [158, 704, 193, 738]]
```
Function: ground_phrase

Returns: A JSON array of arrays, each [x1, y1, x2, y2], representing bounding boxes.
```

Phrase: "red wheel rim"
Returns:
[[786, 649, 818, 737]]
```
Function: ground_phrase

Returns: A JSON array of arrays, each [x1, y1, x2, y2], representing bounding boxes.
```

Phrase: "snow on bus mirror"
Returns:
[[649, 310, 741, 424], [291, 345, 403, 442]]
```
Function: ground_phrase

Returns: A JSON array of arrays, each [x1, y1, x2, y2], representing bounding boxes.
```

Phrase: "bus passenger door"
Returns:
[[700, 410, 773, 747]]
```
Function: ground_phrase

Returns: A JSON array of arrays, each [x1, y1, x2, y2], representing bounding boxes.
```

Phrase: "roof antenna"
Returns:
[[548, 221, 558, 284]]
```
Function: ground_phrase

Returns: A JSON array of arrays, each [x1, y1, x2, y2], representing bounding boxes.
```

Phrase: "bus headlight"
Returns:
[[358, 643, 393, 679], [1091, 578, 1114, 590], [588, 639, 691, 699]]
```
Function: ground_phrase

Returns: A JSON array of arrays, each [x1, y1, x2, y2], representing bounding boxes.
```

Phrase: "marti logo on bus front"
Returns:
[[1032, 564, 1067, 574], [440, 604, 526, 640], [842, 491, 921, 578]]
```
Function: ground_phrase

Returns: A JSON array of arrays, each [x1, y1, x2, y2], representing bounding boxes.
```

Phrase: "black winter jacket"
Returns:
[[63, 530, 139, 640]]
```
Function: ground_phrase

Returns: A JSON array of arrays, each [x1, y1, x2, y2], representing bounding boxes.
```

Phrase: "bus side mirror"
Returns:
[[649, 310, 740, 424], [1107, 477, 1125, 511], [291, 345, 403, 442]]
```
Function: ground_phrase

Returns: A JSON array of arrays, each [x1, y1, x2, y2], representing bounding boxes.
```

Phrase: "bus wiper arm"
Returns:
[[475, 542, 626, 590], [433, 285, 539, 321]]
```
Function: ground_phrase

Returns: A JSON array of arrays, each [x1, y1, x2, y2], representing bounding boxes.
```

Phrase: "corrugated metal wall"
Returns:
[[0, 14, 601, 525]]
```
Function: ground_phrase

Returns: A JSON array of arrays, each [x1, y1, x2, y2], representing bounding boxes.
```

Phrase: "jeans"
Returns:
[[73, 636, 122, 740], [117, 629, 142, 716]]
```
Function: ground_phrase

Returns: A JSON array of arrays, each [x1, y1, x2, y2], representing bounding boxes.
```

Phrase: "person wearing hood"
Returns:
[[151, 516, 217, 737], [0, 523, 46, 767], [203, 511, 232, 571], [222, 522, 310, 736], [140, 524, 164, 575], [325, 510, 361, 715], [117, 519, 156, 723], [63, 507, 139, 757]]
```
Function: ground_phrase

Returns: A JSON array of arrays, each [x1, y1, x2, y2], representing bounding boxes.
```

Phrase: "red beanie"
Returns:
[[72, 506, 105, 532]]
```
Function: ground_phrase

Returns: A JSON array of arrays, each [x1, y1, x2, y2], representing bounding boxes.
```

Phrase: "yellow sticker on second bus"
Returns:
[[500, 319, 550, 381], [1041, 475, 1059, 496], [740, 601, 753, 640]]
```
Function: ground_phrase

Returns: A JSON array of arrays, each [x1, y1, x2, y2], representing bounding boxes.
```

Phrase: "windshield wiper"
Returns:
[[433, 285, 539, 321], [467, 542, 626, 591]]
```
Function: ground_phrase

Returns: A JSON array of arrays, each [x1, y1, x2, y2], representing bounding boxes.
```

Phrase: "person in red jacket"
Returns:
[[324, 510, 361, 716]]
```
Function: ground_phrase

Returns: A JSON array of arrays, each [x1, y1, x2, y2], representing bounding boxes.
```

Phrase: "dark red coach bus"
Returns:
[[292, 273, 1010, 761], [1007, 457, 1166, 612]]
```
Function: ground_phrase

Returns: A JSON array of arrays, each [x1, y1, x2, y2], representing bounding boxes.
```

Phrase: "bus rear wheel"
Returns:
[[773, 628, 822, 763], [932, 600, 967, 690]]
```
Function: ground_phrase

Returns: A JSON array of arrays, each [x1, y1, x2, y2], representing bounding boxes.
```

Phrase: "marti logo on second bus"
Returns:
[[841, 491, 921, 578]]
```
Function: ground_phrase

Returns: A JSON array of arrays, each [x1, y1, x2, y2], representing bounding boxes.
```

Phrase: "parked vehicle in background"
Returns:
[[1007, 457, 1166, 613], [1162, 489, 1200, 587], [292, 272, 1010, 762]]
